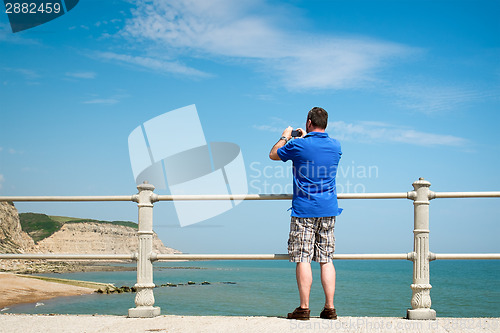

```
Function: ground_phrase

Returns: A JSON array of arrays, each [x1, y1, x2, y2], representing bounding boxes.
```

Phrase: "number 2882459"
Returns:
[[5, 2, 62, 14]]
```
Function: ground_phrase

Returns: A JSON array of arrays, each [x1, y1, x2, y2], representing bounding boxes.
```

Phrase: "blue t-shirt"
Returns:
[[277, 132, 342, 217]]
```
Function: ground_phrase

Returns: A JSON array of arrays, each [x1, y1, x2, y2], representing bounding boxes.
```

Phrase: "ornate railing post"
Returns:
[[407, 178, 436, 320], [128, 182, 161, 318]]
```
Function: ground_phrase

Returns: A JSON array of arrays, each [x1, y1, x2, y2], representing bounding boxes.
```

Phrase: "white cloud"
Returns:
[[7, 148, 23, 154], [0, 174, 4, 190], [94, 51, 210, 78], [65, 71, 97, 79], [83, 98, 120, 105], [252, 116, 294, 133], [328, 121, 468, 147], [253, 124, 282, 133], [0, 23, 40, 45], [2, 67, 40, 80], [392, 83, 498, 114], [119, 0, 415, 90], [82, 92, 129, 105], [254, 119, 468, 147]]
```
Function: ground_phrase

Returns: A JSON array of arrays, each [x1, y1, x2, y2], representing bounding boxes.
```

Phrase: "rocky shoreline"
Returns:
[[0, 259, 136, 274]]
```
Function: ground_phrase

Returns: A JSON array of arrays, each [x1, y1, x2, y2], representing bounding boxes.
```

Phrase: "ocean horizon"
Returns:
[[5, 260, 499, 318]]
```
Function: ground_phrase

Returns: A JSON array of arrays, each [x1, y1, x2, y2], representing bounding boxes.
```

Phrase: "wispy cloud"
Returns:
[[95, 19, 122, 27], [0, 147, 23, 154], [94, 51, 210, 78], [118, 0, 416, 90], [6, 148, 23, 154], [254, 119, 468, 147], [2, 67, 40, 80], [329, 121, 468, 147], [65, 71, 97, 79], [0, 174, 4, 190], [0, 23, 40, 45], [252, 116, 294, 133], [83, 98, 120, 105], [253, 124, 282, 133], [82, 92, 129, 105], [392, 83, 499, 114]]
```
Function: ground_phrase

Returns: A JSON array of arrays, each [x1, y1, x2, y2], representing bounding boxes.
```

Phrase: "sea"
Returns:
[[5, 260, 500, 318]]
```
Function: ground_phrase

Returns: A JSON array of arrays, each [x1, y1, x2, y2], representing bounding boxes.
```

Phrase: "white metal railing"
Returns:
[[0, 254, 137, 260], [0, 178, 499, 319], [2, 252, 498, 261], [151, 253, 410, 261], [0, 195, 135, 202]]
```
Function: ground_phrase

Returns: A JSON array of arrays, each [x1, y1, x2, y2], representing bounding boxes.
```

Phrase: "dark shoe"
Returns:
[[287, 307, 310, 320], [320, 307, 337, 319]]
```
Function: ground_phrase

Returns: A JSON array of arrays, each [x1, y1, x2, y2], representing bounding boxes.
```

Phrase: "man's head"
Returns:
[[306, 107, 328, 132]]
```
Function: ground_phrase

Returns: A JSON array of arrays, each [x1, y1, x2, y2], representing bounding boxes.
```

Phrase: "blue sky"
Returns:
[[0, 0, 499, 255]]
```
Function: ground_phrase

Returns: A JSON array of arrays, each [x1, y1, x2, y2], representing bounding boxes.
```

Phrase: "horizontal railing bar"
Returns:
[[432, 191, 500, 199], [154, 254, 289, 260], [0, 196, 135, 202], [0, 254, 137, 260], [433, 253, 500, 260], [339, 193, 409, 199], [334, 253, 411, 260], [1, 191, 499, 203], [155, 193, 410, 201], [155, 194, 292, 201], [1, 253, 498, 261], [152, 253, 411, 261]]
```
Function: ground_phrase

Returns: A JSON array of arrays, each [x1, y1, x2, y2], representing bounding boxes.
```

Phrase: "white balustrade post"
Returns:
[[128, 182, 161, 318], [407, 178, 436, 320]]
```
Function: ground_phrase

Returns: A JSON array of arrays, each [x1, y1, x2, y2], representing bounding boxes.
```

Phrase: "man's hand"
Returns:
[[281, 126, 293, 140], [269, 126, 293, 161], [295, 127, 306, 138]]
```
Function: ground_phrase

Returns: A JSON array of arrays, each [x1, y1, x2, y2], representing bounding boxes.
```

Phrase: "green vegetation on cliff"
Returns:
[[19, 213, 138, 243], [19, 213, 63, 243], [49, 215, 138, 229], [65, 219, 138, 229]]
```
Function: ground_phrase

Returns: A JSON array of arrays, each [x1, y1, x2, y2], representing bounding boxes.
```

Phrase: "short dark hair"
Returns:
[[307, 107, 328, 129]]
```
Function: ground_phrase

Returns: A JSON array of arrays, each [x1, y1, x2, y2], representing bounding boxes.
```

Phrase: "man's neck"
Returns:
[[308, 127, 325, 133]]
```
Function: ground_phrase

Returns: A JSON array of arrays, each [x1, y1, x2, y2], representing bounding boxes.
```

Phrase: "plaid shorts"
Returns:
[[288, 216, 336, 263]]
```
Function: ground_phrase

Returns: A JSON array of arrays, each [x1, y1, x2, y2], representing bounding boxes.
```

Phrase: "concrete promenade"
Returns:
[[0, 314, 499, 333]]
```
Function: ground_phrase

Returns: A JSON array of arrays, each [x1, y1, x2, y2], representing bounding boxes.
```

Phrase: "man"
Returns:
[[269, 107, 342, 320]]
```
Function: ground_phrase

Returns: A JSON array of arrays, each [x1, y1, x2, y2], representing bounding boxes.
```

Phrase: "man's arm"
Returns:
[[269, 126, 293, 161]]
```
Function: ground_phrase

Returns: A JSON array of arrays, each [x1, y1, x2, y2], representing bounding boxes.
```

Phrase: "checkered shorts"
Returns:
[[288, 216, 336, 263]]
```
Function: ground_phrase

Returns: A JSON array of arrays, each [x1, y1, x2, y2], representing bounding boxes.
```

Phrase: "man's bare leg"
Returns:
[[296, 262, 312, 309], [320, 262, 336, 308]]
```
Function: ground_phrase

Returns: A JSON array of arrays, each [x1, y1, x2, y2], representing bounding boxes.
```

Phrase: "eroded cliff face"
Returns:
[[0, 202, 36, 253], [37, 222, 178, 254], [0, 202, 179, 255]]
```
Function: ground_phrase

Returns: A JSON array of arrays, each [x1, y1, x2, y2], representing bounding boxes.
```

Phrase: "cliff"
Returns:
[[37, 222, 177, 254], [0, 202, 36, 253], [0, 202, 179, 255]]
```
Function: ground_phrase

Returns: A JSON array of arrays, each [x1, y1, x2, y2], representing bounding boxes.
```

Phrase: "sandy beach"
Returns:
[[0, 272, 95, 309]]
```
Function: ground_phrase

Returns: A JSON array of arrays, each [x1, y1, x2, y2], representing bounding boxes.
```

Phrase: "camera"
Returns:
[[291, 129, 302, 138]]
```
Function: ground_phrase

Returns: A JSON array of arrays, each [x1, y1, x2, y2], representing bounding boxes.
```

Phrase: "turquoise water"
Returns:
[[5, 260, 500, 318]]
